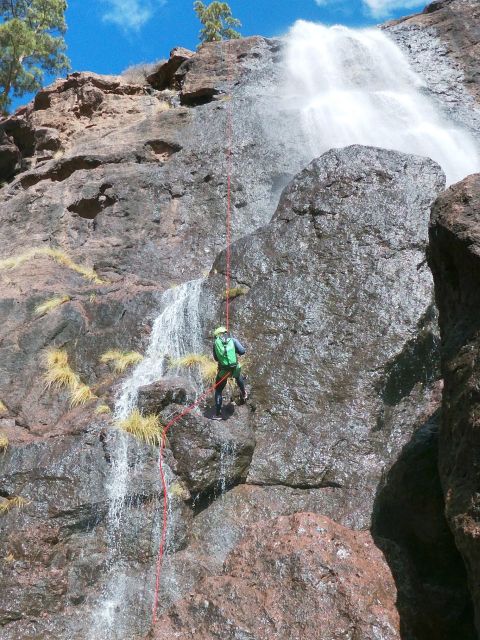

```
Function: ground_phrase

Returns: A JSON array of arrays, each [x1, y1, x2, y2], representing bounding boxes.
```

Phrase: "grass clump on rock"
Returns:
[[35, 295, 71, 316], [95, 403, 112, 415], [0, 247, 104, 284], [117, 409, 163, 446], [0, 400, 7, 414], [121, 59, 165, 84], [100, 350, 144, 373], [0, 432, 8, 452], [43, 348, 97, 407], [0, 496, 29, 515], [172, 353, 218, 385], [70, 383, 97, 408]]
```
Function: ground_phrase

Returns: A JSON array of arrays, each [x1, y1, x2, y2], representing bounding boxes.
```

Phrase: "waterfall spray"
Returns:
[[284, 22, 480, 185]]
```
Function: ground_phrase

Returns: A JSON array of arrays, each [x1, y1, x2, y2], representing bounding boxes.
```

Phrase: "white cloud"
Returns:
[[363, 0, 426, 17], [103, 0, 166, 31]]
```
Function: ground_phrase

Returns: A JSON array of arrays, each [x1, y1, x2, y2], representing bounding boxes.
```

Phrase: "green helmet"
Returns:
[[214, 326, 228, 337]]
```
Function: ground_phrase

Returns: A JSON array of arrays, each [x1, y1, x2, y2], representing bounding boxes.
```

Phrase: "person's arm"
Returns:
[[213, 343, 219, 362], [232, 337, 246, 356]]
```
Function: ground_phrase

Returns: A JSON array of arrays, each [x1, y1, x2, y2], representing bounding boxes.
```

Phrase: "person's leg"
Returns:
[[234, 366, 248, 400], [214, 372, 228, 417]]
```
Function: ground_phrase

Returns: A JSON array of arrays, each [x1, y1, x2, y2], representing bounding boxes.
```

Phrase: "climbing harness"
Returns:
[[151, 39, 236, 625]]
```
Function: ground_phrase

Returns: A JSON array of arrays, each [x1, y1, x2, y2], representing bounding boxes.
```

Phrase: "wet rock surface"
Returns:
[[0, 35, 305, 639], [385, 0, 480, 137], [151, 512, 400, 640], [1, 3, 480, 637], [137, 377, 196, 414], [201, 144, 445, 528], [428, 173, 480, 634]]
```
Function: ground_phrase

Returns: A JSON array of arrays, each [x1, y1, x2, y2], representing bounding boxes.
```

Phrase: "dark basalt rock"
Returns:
[[373, 399, 476, 639], [146, 47, 195, 91], [0, 130, 20, 181], [137, 377, 196, 414], [165, 404, 255, 496], [201, 144, 445, 528], [428, 172, 480, 634]]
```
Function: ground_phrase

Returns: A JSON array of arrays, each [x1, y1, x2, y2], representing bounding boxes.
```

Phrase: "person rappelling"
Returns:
[[211, 326, 248, 420]]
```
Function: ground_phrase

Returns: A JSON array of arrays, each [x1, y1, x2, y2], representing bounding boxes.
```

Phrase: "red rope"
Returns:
[[225, 40, 233, 332], [151, 372, 231, 624], [151, 39, 236, 628]]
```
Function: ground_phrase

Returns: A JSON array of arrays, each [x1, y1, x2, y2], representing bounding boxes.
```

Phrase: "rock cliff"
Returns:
[[428, 174, 480, 634], [1, 1, 480, 639]]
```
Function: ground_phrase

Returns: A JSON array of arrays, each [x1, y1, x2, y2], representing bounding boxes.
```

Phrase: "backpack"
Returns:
[[214, 336, 237, 369]]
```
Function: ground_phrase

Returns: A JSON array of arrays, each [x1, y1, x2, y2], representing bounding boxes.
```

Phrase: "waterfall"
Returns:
[[90, 280, 204, 640], [116, 279, 204, 420], [284, 21, 480, 186]]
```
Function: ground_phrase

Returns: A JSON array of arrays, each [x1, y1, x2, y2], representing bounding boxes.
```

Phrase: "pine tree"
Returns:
[[0, 0, 70, 114], [193, 1, 241, 44]]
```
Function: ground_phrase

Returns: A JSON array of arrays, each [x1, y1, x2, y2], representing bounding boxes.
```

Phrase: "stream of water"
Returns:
[[90, 280, 204, 639], [284, 21, 480, 185]]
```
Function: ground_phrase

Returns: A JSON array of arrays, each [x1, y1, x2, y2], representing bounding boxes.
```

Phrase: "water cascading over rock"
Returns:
[[284, 21, 480, 185], [2, 2, 480, 637]]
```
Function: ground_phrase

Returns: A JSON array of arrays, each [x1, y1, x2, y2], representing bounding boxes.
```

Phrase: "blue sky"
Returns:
[[11, 0, 427, 111]]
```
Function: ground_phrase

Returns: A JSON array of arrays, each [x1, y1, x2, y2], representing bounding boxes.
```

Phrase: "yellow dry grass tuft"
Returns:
[[0, 400, 7, 413], [100, 350, 144, 373], [116, 409, 163, 446], [223, 286, 248, 301], [43, 348, 97, 407], [172, 353, 219, 386], [0, 496, 29, 515], [95, 404, 112, 415], [43, 348, 79, 390], [35, 295, 71, 316], [70, 384, 97, 408], [0, 247, 104, 284], [172, 353, 210, 369], [200, 359, 218, 386], [3, 553, 15, 564], [0, 432, 8, 452]]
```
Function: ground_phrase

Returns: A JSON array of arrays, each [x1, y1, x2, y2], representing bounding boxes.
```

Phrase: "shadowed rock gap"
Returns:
[[372, 412, 476, 640]]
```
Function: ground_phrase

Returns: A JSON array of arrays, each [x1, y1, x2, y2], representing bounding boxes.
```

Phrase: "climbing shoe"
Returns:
[[211, 413, 223, 421]]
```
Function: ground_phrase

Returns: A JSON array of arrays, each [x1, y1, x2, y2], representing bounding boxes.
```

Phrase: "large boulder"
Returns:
[[165, 404, 255, 495], [152, 512, 400, 640], [201, 144, 445, 528], [428, 172, 480, 634]]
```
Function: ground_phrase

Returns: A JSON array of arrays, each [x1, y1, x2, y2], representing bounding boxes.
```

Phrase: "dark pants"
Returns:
[[215, 366, 246, 414]]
